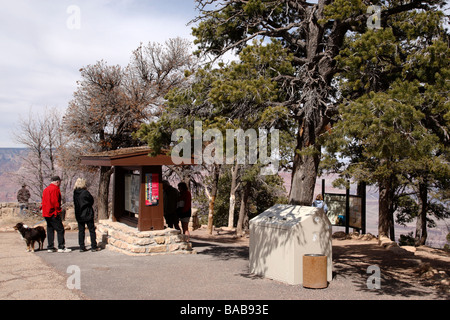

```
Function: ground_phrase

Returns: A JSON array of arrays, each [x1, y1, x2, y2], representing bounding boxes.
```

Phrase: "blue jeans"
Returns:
[[19, 203, 28, 215]]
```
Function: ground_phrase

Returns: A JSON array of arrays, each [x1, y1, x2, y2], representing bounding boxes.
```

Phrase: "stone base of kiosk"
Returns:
[[88, 220, 195, 256]]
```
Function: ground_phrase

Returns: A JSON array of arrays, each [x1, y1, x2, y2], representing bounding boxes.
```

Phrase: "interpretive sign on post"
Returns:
[[324, 194, 346, 226], [322, 179, 366, 234]]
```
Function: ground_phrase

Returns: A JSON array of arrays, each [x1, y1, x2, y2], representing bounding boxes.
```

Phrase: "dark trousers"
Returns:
[[164, 213, 180, 230], [45, 215, 65, 249], [77, 220, 97, 249]]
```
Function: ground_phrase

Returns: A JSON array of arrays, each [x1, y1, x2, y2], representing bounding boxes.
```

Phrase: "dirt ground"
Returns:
[[190, 225, 450, 298]]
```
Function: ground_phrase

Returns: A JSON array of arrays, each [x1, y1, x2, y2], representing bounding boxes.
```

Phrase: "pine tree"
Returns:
[[321, 6, 449, 240]]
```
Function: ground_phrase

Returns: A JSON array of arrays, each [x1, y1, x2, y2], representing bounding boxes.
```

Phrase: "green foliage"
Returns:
[[323, 0, 365, 22], [321, 4, 449, 238], [336, 28, 400, 94], [395, 195, 419, 226], [322, 80, 434, 183], [133, 115, 180, 156], [136, 39, 296, 158], [398, 232, 416, 246], [390, 9, 444, 42], [192, 1, 284, 55], [204, 40, 295, 119]]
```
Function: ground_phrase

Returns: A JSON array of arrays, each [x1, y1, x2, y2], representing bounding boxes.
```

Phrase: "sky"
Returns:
[[0, 0, 198, 148]]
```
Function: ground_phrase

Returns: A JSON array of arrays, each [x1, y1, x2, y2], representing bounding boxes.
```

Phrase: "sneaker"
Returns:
[[57, 248, 72, 253], [79, 247, 88, 252], [91, 247, 101, 252], [47, 248, 57, 253]]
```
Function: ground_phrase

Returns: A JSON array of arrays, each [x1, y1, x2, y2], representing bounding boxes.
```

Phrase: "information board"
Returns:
[[125, 173, 140, 214], [324, 193, 346, 226]]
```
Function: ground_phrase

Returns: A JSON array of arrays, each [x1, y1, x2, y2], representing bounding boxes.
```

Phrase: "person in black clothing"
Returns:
[[73, 178, 99, 252], [177, 182, 192, 242], [162, 180, 180, 230]]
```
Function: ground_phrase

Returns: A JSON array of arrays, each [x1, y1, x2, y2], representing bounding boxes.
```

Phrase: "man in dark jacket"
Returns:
[[73, 178, 99, 252]]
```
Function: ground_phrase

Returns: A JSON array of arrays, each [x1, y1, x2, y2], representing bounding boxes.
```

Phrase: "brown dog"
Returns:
[[14, 222, 46, 252]]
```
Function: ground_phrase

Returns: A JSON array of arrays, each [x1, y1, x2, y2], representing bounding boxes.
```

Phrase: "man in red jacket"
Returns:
[[42, 176, 71, 253]]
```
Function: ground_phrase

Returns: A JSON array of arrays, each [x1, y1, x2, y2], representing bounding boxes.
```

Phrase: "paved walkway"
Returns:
[[1, 229, 448, 303], [0, 232, 84, 300]]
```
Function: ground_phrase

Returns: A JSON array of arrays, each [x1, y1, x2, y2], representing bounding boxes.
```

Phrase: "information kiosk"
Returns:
[[80, 146, 192, 232]]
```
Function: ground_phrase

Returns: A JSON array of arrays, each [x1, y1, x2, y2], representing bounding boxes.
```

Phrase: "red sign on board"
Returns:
[[145, 173, 159, 206]]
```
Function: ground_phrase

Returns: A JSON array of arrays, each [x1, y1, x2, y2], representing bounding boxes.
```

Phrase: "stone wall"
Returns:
[[93, 220, 195, 256], [0, 202, 41, 218], [0, 202, 75, 223]]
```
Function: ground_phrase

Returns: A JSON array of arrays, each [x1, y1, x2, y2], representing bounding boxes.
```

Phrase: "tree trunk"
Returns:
[[207, 194, 216, 234], [415, 182, 428, 246], [289, 118, 321, 206], [227, 164, 239, 228], [289, 151, 320, 205], [236, 182, 250, 237], [206, 164, 220, 235], [97, 166, 113, 221], [378, 179, 394, 240]]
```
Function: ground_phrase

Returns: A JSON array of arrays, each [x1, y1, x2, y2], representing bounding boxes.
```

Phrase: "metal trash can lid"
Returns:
[[304, 254, 325, 257]]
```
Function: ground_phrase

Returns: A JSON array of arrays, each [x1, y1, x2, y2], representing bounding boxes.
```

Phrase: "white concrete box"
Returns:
[[249, 204, 332, 285]]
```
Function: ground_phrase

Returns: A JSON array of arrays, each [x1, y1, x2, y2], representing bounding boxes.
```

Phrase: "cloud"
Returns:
[[0, 0, 197, 147]]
